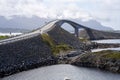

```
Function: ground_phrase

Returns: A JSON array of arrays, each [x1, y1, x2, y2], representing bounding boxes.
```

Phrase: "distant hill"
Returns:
[[110, 30, 120, 33], [71, 19, 113, 31], [0, 28, 29, 33], [0, 16, 52, 30], [0, 16, 113, 32]]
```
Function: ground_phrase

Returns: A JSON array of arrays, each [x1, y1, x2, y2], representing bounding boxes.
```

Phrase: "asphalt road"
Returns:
[[0, 20, 59, 45]]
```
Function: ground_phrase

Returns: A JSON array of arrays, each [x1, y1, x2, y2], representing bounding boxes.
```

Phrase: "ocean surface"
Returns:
[[92, 39, 120, 44], [1, 64, 120, 80]]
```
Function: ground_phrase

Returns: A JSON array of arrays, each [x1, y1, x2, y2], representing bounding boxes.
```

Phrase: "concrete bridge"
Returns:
[[0, 19, 120, 45], [40, 19, 93, 37], [41, 19, 120, 40]]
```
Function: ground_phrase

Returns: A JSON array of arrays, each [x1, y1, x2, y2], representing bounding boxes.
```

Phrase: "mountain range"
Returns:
[[0, 16, 113, 33], [0, 27, 29, 33]]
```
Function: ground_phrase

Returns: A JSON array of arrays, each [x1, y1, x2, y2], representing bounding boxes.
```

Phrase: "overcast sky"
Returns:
[[0, 0, 120, 30]]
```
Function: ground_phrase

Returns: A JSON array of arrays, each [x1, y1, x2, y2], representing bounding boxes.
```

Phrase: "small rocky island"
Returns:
[[71, 50, 120, 73]]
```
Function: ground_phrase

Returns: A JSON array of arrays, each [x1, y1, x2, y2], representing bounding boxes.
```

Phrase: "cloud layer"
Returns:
[[0, 0, 120, 30], [0, 0, 92, 20]]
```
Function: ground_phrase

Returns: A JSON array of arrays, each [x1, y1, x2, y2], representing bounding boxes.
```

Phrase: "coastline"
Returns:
[[0, 58, 57, 78], [71, 50, 120, 73], [1, 41, 120, 78]]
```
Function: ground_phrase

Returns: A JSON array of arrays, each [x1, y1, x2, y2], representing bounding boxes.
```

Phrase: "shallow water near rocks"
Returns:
[[1, 64, 120, 80], [92, 39, 120, 44], [92, 39, 120, 52], [92, 47, 120, 52]]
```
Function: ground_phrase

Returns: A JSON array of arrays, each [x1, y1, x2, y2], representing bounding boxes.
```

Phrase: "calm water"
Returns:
[[92, 47, 120, 52], [92, 39, 120, 44], [1, 64, 120, 80], [92, 39, 120, 52]]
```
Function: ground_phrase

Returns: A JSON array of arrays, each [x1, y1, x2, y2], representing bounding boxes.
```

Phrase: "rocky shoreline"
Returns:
[[85, 42, 120, 49], [1, 42, 120, 78], [71, 50, 120, 73], [1, 43, 120, 78], [56, 42, 120, 73], [0, 58, 57, 78], [92, 42, 120, 49]]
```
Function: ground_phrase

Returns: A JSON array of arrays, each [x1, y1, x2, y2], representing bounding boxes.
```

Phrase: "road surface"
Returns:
[[0, 20, 59, 45]]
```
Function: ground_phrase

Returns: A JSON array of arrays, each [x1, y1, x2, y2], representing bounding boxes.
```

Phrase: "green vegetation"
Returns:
[[52, 44, 73, 55], [103, 53, 120, 59], [41, 33, 73, 56], [41, 33, 55, 47], [79, 50, 120, 63], [0, 36, 9, 40], [93, 50, 120, 59], [79, 37, 89, 42]]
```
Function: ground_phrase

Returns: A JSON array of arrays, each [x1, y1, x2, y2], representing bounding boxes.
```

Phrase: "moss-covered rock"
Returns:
[[41, 33, 73, 56]]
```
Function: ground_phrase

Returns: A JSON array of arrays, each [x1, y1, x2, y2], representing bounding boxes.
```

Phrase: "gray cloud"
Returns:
[[0, 0, 92, 20], [0, 0, 120, 30]]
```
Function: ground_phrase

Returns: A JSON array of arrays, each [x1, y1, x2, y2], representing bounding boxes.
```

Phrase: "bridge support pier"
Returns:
[[75, 28, 79, 38]]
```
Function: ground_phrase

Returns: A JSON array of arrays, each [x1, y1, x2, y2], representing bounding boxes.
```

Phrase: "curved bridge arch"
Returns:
[[53, 20, 89, 37], [0, 19, 96, 45]]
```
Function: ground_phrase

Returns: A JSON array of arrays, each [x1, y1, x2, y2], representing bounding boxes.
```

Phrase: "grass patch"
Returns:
[[41, 33, 73, 56], [93, 50, 120, 59], [102, 51, 120, 59], [0, 36, 9, 40], [41, 33, 55, 47], [79, 50, 120, 63], [79, 37, 88, 42], [52, 44, 73, 55]]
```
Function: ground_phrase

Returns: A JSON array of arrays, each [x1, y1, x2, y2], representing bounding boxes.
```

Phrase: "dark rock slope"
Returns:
[[0, 35, 56, 77], [48, 26, 86, 50]]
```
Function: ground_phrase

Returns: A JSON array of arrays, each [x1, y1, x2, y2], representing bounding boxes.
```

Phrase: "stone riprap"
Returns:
[[0, 35, 57, 77]]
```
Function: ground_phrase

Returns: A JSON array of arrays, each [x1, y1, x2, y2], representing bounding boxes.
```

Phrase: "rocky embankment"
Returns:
[[48, 26, 87, 50], [0, 26, 86, 78], [57, 50, 83, 64], [0, 35, 57, 78], [84, 42, 120, 50], [95, 43, 120, 48], [72, 50, 120, 73]]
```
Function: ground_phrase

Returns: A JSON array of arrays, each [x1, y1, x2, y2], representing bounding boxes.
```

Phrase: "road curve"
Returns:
[[0, 20, 59, 45]]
